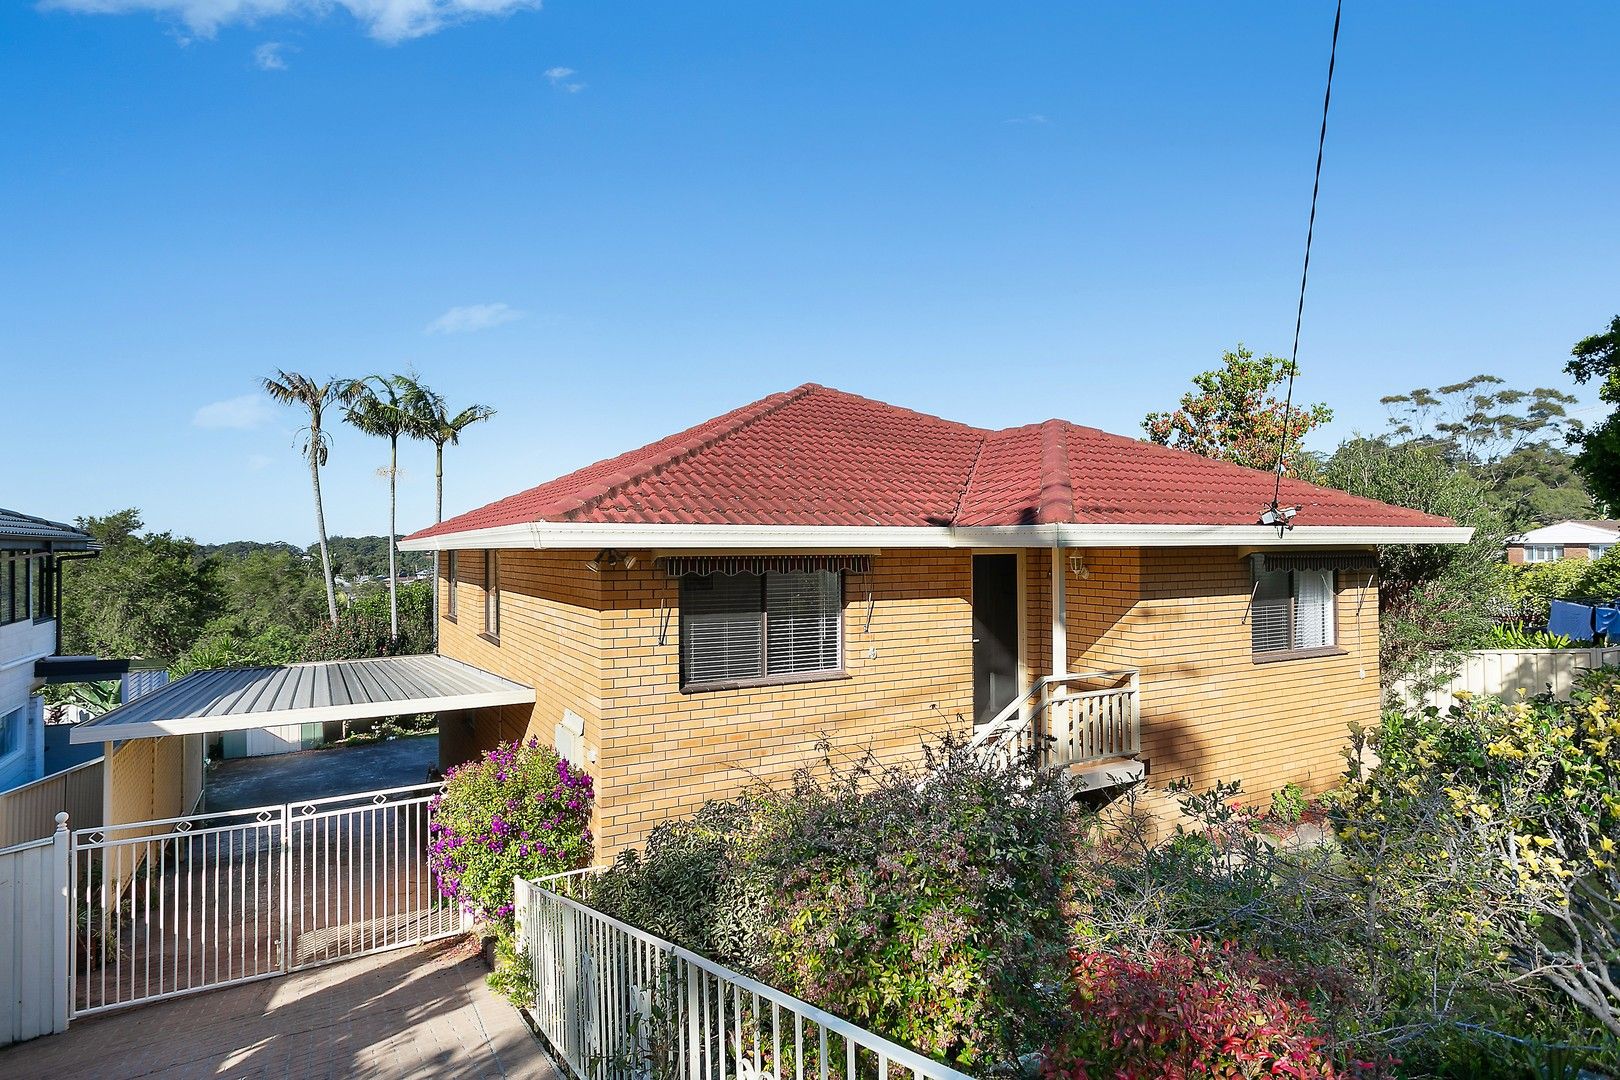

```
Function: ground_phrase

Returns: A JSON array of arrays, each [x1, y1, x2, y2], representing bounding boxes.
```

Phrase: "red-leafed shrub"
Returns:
[[1044, 937, 1335, 1080]]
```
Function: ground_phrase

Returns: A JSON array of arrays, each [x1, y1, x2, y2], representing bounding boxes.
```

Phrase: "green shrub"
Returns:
[[1498, 560, 1588, 612], [428, 738, 593, 925], [302, 580, 433, 660], [591, 744, 1079, 1071], [1577, 547, 1620, 601], [1477, 623, 1586, 649]]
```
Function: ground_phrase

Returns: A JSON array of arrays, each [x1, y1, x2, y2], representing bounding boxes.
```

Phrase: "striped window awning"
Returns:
[[662, 555, 873, 578], [1251, 552, 1377, 574]]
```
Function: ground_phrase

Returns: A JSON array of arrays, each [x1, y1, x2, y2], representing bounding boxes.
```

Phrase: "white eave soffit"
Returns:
[[398, 521, 1475, 552]]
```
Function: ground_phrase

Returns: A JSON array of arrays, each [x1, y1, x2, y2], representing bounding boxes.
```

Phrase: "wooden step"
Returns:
[[1065, 756, 1144, 791]]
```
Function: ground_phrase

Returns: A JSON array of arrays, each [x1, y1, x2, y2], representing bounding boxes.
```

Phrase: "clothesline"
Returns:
[[1548, 599, 1620, 643]]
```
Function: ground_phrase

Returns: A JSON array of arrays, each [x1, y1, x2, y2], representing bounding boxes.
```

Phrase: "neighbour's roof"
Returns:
[[1509, 520, 1620, 545], [0, 508, 96, 549], [70, 654, 535, 743], [404, 383, 1456, 544]]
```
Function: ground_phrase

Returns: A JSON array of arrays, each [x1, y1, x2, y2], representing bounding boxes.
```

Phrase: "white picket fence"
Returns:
[[516, 870, 976, 1080], [0, 815, 70, 1047], [1403, 646, 1620, 711]]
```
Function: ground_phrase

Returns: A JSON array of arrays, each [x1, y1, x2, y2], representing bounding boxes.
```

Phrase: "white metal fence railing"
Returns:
[[517, 871, 978, 1080], [70, 780, 460, 1017], [0, 816, 71, 1048]]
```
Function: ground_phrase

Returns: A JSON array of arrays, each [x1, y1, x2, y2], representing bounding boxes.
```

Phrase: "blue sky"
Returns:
[[4, 2, 1616, 544]]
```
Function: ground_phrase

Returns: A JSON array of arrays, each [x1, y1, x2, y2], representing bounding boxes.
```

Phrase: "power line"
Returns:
[[1269, 0, 1343, 520]]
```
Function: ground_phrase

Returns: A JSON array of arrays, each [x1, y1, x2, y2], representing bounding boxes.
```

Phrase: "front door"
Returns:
[[972, 554, 1020, 725]]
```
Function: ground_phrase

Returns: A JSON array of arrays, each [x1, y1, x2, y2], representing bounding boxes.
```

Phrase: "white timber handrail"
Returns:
[[967, 669, 1141, 771]]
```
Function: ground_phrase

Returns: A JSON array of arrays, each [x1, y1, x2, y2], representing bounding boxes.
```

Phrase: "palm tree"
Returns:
[[262, 371, 359, 625], [404, 384, 496, 523], [344, 375, 420, 640]]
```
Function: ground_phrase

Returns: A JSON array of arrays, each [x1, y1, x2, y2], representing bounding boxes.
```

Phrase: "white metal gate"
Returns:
[[70, 781, 461, 1016]]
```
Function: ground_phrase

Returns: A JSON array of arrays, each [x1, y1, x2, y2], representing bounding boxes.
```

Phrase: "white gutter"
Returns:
[[399, 521, 1473, 552]]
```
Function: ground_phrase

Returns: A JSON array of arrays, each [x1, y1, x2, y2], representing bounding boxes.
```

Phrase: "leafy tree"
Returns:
[[345, 374, 428, 641], [302, 580, 433, 661], [1567, 315, 1620, 513], [1576, 546, 1620, 602], [262, 371, 362, 626], [170, 620, 306, 679], [1313, 440, 1508, 692], [402, 380, 495, 522], [1380, 374, 1586, 526], [59, 509, 223, 663], [213, 547, 330, 635], [1143, 345, 1332, 473]]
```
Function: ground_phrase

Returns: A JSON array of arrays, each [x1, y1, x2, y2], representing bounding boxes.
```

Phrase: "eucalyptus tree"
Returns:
[[344, 374, 423, 640], [262, 371, 360, 625], [404, 384, 496, 523]]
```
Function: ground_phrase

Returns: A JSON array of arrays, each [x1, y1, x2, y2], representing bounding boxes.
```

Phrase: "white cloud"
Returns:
[[545, 65, 584, 92], [253, 40, 288, 69], [1004, 113, 1050, 125], [38, 0, 542, 45], [193, 393, 278, 430], [425, 302, 525, 335]]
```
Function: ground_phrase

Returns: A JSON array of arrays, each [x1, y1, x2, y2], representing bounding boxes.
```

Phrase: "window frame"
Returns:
[[1590, 544, 1613, 560], [1523, 545, 1563, 563], [1251, 567, 1343, 664], [444, 550, 459, 622], [678, 570, 848, 693], [482, 550, 500, 643]]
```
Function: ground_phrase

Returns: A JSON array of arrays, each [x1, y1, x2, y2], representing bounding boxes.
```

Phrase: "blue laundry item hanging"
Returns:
[[1596, 605, 1620, 638], [1548, 599, 1596, 642]]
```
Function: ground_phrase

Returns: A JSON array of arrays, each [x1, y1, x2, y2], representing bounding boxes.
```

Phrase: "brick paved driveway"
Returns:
[[1, 936, 562, 1080]]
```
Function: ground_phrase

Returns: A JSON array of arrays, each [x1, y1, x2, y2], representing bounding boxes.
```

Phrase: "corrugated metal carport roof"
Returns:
[[71, 654, 534, 743]]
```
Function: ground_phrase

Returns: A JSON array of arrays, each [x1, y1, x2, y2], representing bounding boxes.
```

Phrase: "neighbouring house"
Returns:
[[1505, 520, 1620, 564], [396, 384, 1469, 858]]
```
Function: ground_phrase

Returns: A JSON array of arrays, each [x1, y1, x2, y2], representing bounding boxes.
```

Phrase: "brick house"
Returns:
[[1505, 520, 1620, 564], [398, 384, 1468, 857]]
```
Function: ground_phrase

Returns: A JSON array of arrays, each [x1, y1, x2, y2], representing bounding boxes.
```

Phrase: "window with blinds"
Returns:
[[483, 550, 500, 639], [1252, 568, 1336, 656], [446, 551, 459, 619], [680, 570, 843, 688]]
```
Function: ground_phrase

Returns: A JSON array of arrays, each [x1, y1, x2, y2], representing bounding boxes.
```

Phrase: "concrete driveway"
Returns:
[[205, 734, 441, 812], [0, 936, 561, 1080]]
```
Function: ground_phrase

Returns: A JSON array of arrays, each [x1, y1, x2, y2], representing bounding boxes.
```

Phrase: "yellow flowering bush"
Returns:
[[1341, 670, 1620, 1041]]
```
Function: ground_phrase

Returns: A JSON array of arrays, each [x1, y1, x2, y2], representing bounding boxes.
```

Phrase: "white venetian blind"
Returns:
[[1251, 569, 1293, 654], [765, 571, 842, 676], [681, 574, 766, 685]]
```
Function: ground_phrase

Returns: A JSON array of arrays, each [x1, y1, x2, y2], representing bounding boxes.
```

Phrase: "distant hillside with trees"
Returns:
[[60, 510, 436, 680], [199, 536, 431, 579]]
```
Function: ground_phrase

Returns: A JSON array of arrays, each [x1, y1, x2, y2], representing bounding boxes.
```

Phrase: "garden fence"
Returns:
[[1400, 646, 1620, 711], [0, 815, 71, 1047], [516, 870, 977, 1080]]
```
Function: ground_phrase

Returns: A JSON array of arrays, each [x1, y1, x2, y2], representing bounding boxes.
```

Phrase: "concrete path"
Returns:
[[206, 734, 441, 812], [1, 936, 563, 1080]]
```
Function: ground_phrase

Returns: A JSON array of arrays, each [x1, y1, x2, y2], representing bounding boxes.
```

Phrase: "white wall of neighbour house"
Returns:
[[0, 619, 55, 793]]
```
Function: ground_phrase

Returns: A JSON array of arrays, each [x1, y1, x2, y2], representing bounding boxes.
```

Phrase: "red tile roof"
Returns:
[[405, 383, 1452, 540]]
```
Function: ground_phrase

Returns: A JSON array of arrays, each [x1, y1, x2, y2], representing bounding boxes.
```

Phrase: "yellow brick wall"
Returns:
[[436, 544, 1379, 860], [437, 549, 605, 770], [592, 551, 973, 854], [1028, 547, 1378, 803]]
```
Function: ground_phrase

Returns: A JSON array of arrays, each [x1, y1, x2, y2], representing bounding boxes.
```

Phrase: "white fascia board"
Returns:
[[68, 687, 536, 744], [1049, 524, 1475, 547], [400, 520, 1473, 552]]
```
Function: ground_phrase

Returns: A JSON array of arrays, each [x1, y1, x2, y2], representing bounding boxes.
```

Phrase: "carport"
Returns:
[[57, 654, 538, 1018], [70, 653, 534, 828]]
